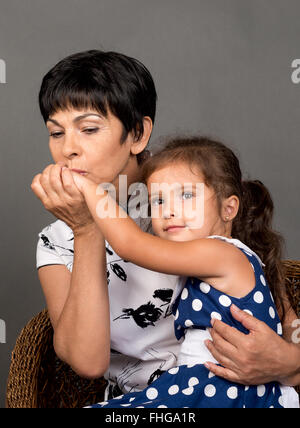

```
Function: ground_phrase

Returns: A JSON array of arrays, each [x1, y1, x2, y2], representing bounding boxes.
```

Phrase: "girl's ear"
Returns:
[[221, 195, 239, 222], [130, 116, 153, 156]]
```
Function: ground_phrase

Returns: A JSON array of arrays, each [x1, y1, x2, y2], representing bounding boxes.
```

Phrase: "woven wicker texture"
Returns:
[[5, 309, 106, 408], [5, 260, 300, 408]]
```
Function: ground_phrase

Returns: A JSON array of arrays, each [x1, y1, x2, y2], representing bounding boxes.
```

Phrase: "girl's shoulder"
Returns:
[[198, 235, 265, 299], [207, 235, 264, 268]]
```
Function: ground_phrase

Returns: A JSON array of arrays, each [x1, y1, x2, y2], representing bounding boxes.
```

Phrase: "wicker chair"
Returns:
[[6, 261, 300, 408]]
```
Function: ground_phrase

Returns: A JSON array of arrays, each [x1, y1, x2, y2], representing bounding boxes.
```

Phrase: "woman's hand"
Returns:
[[204, 304, 299, 386], [31, 162, 95, 236]]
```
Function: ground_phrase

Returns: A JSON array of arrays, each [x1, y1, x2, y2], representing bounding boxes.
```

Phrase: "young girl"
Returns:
[[68, 136, 299, 408]]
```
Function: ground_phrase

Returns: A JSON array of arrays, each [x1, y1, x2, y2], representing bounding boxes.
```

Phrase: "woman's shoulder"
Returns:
[[36, 220, 74, 271], [38, 219, 74, 244]]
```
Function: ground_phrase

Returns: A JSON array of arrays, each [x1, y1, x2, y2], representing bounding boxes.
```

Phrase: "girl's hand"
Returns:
[[204, 304, 298, 385], [31, 163, 96, 236], [67, 168, 90, 194]]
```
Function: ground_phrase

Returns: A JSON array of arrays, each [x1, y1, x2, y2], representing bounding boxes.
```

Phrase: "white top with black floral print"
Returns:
[[36, 210, 183, 399]]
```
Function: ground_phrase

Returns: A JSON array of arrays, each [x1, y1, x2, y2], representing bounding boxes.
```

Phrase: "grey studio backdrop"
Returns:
[[0, 0, 299, 408]]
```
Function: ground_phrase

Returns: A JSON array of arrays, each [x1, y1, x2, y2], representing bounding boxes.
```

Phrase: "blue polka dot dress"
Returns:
[[89, 237, 285, 408]]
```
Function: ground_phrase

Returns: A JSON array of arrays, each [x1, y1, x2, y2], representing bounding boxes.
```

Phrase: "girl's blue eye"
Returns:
[[151, 198, 163, 206], [182, 192, 193, 200]]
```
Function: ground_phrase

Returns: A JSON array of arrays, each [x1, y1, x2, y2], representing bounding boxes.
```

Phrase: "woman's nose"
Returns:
[[62, 131, 81, 158]]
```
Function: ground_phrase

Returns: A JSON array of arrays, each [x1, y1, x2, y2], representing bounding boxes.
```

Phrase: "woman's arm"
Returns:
[[32, 165, 110, 378], [53, 228, 110, 378], [75, 176, 241, 282]]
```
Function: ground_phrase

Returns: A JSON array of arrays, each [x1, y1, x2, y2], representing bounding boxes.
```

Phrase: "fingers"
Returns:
[[61, 167, 83, 196], [205, 328, 239, 370], [31, 163, 84, 213], [230, 304, 261, 332], [68, 170, 87, 193], [43, 164, 65, 198], [31, 173, 48, 202], [204, 362, 241, 384], [210, 317, 243, 348]]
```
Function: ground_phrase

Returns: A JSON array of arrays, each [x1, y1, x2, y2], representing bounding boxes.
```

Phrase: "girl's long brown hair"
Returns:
[[141, 136, 286, 321]]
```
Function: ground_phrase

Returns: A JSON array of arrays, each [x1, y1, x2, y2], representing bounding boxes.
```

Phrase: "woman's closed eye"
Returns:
[[49, 131, 64, 139], [81, 127, 99, 135]]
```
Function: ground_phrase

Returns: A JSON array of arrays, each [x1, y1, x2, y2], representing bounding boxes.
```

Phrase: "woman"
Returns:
[[31, 50, 300, 401]]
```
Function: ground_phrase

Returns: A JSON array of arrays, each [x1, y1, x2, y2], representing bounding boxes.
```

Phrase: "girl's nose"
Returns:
[[162, 201, 178, 219]]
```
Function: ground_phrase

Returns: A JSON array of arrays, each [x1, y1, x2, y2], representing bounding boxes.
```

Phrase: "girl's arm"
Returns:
[[74, 176, 242, 282]]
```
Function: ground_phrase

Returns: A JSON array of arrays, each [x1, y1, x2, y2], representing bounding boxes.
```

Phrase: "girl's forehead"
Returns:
[[147, 162, 204, 183]]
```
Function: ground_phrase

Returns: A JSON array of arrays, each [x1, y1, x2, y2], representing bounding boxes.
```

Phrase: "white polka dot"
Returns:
[[269, 306, 275, 319], [168, 385, 179, 395], [211, 312, 222, 321], [257, 385, 266, 397], [192, 299, 202, 311], [219, 295, 232, 307], [157, 405, 168, 408], [129, 397, 135, 402], [185, 319, 193, 327], [136, 406, 144, 408], [208, 371, 215, 378], [182, 387, 194, 395], [174, 309, 179, 320], [146, 388, 158, 400], [244, 251, 253, 257], [278, 395, 284, 407], [277, 323, 282, 335], [253, 291, 264, 304], [243, 309, 253, 316], [181, 288, 188, 300], [187, 364, 196, 368], [204, 384, 216, 398], [200, 282, 210, 294], [270, 292, 274, 302], [168, 367, 179, 375], [260, 275, 266, 286], [188, 377, 199, 387], [227, 386, 238, 399], [250, 263, 254, 271], [121, 404, 131, 407], [100, 401, 108, 406], [114, 395, 124, 399]]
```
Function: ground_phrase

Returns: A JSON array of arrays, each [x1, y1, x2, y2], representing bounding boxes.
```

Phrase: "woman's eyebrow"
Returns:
[[47, 118, 61, 127], [46, 113, 104, 127], [73, 113, 104, 123]]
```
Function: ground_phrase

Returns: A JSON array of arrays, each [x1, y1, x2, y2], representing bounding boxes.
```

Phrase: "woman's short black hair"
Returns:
[[39, 50, 157, 142]]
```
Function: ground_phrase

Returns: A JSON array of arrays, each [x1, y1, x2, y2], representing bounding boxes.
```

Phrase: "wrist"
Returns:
[[277, 341, 300, 386], [73, 222, 103, 240]]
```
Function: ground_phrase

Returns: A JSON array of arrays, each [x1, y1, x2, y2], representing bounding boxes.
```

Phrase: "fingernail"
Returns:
[[231, 304, 240, 312], [210, 318, 215, 326]]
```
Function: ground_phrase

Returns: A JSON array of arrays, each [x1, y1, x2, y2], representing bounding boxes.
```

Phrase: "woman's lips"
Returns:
[[70, 168, 88, 175]]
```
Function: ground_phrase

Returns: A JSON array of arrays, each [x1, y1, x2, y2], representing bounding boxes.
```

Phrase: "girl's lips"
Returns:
[[165, 226, 186, 233]]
